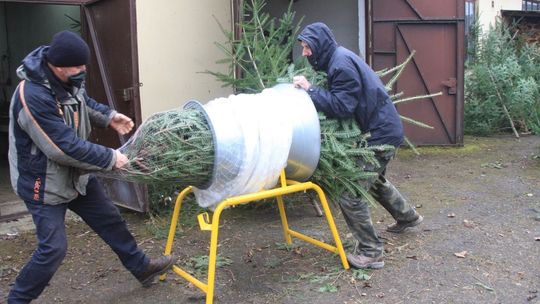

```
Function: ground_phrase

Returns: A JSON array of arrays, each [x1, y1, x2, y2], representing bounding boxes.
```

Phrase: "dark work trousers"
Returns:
[[339, 149, 418, 258], [7, 176, 149, 304]]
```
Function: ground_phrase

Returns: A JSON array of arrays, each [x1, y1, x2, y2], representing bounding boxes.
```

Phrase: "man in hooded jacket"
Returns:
[[293, 22, 423, 269], [7, 31, 173, 303]]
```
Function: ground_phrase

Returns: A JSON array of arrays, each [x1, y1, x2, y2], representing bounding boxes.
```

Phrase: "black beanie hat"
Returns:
[[45, 31, 90, 67]]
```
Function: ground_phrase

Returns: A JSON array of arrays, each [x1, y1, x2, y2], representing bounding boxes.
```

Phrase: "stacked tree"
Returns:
[[466, 21, 540, 137]]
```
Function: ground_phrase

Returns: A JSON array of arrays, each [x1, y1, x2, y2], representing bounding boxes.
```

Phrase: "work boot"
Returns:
[[386, 214, 424, 233], [346, 253, 384, 269], [136, 255, 175, 287]]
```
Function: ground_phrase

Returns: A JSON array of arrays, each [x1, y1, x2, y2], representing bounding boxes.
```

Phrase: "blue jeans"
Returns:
[[7, 177, 149, 304]]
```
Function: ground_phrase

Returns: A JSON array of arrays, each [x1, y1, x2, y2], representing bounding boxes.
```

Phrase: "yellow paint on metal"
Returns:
[[197, 212, 212, 231], [276, 195, 293, 244], [161, 171, 349, 304], [171, 265, 208, 292]]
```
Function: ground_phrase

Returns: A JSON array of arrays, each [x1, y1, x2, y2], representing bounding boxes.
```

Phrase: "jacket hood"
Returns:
[[17, 46, 50, 84], [297, 22, 337, 71]]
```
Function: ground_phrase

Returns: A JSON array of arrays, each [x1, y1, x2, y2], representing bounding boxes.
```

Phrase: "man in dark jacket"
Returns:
[[293, 22, 422, 269], [7, 31, 173, 303]]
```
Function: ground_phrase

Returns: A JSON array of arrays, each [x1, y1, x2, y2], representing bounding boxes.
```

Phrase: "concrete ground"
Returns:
[[1, 135, 539, 304]]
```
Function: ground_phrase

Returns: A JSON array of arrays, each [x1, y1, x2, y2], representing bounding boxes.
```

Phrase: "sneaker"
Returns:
[[346, 253, 385, 269], [386, 214, 424, 233], [136, 255, 175, 287]]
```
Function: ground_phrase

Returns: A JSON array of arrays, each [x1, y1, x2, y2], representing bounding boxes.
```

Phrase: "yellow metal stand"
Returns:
[[160, 171, 349, 304]]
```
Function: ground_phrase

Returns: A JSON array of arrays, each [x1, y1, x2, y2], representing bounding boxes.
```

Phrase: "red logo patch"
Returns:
[[33, 177, 42, 201]]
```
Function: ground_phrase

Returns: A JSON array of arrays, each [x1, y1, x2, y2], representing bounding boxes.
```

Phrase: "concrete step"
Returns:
[[0, 200, 26, 218]]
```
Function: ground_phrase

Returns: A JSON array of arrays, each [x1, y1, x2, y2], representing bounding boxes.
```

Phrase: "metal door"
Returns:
[[82, 0, 147, 211], [369, 0, 465, 145]]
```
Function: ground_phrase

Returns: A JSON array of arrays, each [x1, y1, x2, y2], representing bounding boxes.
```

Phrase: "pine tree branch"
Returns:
[[251, 0, 269, 49], [400, 115, 434, 129], [488, 69, 519, 138], [389, 91, 404, 100], [403, 137, 420, 155], [242, 26, 266, 90], [393, 91, 443, 105], [379, 50, 416, 90]]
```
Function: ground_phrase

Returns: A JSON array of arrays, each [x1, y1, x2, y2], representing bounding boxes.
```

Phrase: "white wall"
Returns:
[[477, 0, 522, 32], [136, 0, 233, 119]]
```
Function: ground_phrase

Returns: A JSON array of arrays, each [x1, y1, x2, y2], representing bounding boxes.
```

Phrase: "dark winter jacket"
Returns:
[[298, 22, 404, 147], [8, 46, 117, 205]]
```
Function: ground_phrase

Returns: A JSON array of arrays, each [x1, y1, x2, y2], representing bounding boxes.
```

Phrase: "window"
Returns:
[[522, 0, 540, 11], [465, 0, 476, 62]]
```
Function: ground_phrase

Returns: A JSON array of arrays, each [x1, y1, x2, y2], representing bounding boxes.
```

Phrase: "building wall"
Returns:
[[477, 0, 521, 32], [136, 0, 233, 120], [264, 0, 364, 59]]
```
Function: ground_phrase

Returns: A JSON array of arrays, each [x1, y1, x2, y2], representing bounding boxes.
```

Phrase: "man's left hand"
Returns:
[[293, 75, 311, 91], [110, 113, 134, 135]]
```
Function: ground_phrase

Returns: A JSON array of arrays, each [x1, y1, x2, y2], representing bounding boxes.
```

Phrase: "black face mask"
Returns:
[[307, 55, 319, 70], [68, 71, 86, 87]]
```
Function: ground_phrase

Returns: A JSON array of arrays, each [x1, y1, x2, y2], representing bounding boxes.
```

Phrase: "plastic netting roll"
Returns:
[[190, 86, 295, 208]]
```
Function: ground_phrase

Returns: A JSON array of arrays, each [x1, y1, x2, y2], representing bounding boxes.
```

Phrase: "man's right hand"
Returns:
[[114, 150, 129, 169]]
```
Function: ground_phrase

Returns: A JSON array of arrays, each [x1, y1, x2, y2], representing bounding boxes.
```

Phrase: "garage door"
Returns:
[[370, 0, 465, 145]]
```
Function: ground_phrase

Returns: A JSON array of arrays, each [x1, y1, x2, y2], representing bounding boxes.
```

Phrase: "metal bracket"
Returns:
[[197, 212, 212, 231], [442, 77, 457, 95], [121, 87, 134, 102]]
